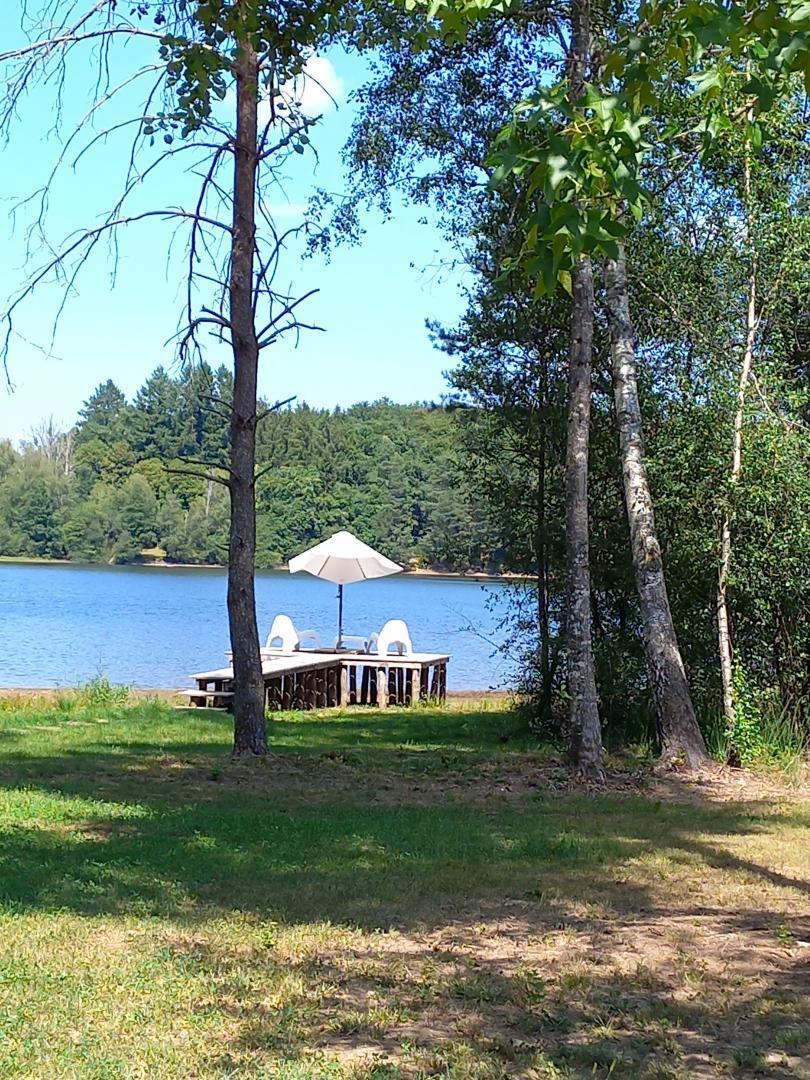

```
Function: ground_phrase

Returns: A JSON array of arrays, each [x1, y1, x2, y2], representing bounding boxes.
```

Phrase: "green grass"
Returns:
[[0, 695, 808, 1079], [704, 696, 810, 779]]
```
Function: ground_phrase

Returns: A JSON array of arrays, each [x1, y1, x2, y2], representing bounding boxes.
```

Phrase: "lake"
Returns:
[[0, 562, 512, 691]]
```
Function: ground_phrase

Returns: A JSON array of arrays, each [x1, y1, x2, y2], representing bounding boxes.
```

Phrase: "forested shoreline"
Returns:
[[0, 376, 496, 572]]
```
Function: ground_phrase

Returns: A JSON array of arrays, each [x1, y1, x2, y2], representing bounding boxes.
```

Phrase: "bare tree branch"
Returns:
[[0, 27, 164, 65]]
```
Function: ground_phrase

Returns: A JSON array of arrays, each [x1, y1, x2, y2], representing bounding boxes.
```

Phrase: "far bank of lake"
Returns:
[[0, 561, 514, 691], [0, 555, 531, 583]]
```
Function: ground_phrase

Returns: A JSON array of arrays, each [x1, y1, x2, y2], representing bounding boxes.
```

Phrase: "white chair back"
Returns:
[[264, 614, 299, 653], [374, 619, 413, 657]]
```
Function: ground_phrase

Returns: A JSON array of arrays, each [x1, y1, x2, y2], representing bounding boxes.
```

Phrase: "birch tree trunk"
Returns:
[[605, 246, 710, 768], [564, 0, 604, 778], [717, 264, 757, 730], [717, 127, 757, 734], [228, 31, 267, 756]]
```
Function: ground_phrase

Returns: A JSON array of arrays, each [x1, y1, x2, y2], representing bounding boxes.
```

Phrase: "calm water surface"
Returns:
[[0, 562, 509, 690]]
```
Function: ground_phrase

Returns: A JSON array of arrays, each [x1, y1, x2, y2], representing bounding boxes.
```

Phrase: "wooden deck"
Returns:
[[182, 651, 449, 711]]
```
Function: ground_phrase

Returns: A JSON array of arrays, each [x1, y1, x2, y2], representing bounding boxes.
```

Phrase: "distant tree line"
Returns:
[[0, 368, 492, 571]]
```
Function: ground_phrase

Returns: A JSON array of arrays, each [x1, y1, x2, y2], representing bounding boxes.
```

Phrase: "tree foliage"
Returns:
[[0, 371, 490, 572], [334, 4, 810, 749]]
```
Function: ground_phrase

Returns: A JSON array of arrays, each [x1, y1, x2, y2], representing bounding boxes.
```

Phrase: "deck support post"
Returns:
[[339, 666, 348, 708], [410, 667, 420, 705]]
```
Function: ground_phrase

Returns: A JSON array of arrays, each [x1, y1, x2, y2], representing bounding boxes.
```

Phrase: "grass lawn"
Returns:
[[0, 694, 808, 1079]]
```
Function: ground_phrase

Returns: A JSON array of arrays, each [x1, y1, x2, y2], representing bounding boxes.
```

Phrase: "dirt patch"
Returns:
[[91, 750, 646, 810], [294, 903, 810, 1077], [99, 750, 807, 813], [648, 766, 810, 805]]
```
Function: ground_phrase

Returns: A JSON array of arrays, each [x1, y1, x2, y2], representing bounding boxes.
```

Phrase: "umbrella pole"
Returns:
[[337, 584, 343, 648]]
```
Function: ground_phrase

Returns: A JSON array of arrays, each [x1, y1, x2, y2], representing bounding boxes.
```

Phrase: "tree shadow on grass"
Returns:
[[166, 904, 810, 1078], [1, 724, 808, 1077], [0, 770, 654, 922], [0, 741, 807, 927]]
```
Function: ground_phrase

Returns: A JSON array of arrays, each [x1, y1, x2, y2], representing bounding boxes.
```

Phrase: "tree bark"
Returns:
[[563, 0, 604, 778], [605, 246, 710, 768], [717, 126, 757, 735], [717, 263, 756, 731], [565, 255, 604, 777], [536, 351, 552, 721], [228, 31, 267, 756]]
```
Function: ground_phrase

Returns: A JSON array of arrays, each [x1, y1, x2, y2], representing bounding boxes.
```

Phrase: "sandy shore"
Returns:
[[0, 555, 533, 583]]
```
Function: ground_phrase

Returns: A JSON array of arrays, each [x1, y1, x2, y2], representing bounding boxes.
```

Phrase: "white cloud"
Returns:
[[260, 55, 344, 124], [265, 201, 308, 219], [289, 54, 344, 115], [225, 56, 344, 130]]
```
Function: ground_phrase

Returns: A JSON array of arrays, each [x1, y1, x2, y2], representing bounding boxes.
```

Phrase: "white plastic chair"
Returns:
[[369, 619, 413, 657], [335, 634, 369, 652], [263, 614, 319, 654], [225, 615, 320, 661]]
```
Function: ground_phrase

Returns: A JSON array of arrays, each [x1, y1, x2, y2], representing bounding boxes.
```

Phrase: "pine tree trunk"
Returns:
[[605, 246, 709, 768], [565, 254, 604, 776], [564, 0, 604, 778], [228, 32, 267, 756]]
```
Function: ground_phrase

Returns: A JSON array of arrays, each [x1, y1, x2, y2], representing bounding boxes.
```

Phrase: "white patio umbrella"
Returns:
[[288, 530, 402, 646]]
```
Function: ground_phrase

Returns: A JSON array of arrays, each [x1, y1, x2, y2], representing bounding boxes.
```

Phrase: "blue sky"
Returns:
[[0, 13, 468, 442]]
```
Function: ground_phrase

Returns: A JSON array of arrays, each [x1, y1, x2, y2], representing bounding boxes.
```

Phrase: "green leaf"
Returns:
[[690, 67, 724, 96]]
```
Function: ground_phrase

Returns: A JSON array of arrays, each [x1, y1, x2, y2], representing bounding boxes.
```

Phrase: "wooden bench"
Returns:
[[179, 689, 234, 708]]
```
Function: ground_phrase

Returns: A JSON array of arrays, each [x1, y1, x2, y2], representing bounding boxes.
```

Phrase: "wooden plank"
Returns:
[[266, 677, 281, 711], [281, 674, 293, 711], [360, 665, 371, 705], [330, 664, 339, 707], [410, 667, 420, 705], [191, 654, 347, 683], [179, 690, 233, 711], [430, 665, 440, 699], [376, 666, 388, 710], [307, 671, 316, 709], [339, 665, 348, 708], [180, 689, 233, 700], [180, 692, 208, 707]]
